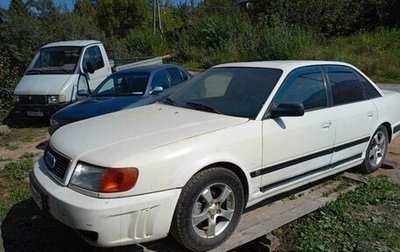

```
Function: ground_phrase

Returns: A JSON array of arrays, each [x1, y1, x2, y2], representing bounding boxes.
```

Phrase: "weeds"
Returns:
[[0, 155, 34, 219]]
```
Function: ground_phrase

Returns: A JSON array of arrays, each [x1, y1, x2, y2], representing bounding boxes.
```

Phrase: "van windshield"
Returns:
[[26, 46, 82, 75]]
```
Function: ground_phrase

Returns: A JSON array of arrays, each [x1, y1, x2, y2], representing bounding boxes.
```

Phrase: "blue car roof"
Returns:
[[115, 64, 182, 75]]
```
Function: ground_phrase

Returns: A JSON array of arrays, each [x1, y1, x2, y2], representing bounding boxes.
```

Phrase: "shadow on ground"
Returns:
[[1, 198, 180, 252], [1, 198, 92, 252], [3, 109, 49, 129]]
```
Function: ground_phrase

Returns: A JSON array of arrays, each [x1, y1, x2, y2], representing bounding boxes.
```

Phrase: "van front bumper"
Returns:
[[14, 102, 71, 117], [29, 158, 181, 247]]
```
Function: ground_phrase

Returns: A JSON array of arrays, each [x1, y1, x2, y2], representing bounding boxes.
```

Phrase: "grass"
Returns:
[[0, 127, 48, 149], [274, 177, 400, 251], [291, 29, 400, 84], [175, 28, 400, 84], [0, 156, 34, 219]]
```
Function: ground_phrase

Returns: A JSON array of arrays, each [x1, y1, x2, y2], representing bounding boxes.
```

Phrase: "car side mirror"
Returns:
[[150, 86, 164, 95], [84, 61, 95, 74], [269, 102, 305, 118], [77, 90, 90, 97], [77, 74, 91, 100]]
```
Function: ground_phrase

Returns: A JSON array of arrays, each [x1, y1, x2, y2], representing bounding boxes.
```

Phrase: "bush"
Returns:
[[123, 29, 167, 57], [0, 51, 19, 112]]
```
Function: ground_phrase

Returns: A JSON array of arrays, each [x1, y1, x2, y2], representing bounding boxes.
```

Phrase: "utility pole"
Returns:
[[153, 0, 163, 34]]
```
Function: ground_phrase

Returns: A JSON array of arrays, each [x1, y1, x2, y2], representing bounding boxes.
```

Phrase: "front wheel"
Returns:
[[358, 125, 388, 173], [171, 167, 244, 252]]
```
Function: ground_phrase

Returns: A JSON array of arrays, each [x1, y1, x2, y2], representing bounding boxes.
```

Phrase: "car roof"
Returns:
[[214, 60, 354, 72], [115, 64, 182, 74], [42, 40, 101, 48]]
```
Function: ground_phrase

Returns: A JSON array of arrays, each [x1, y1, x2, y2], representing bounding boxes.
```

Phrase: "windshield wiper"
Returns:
[[164, 97, 178, 106], [26, 69, 45, 74], [54, 66, 70, 74], [186, 101, 222, 114]]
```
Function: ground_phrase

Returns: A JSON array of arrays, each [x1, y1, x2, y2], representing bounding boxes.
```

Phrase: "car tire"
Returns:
[[171, 167, 244, 252], [358, 125, 388, 173]]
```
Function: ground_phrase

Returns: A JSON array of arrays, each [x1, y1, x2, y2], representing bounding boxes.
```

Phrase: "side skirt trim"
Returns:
[[259, 153, 362, 192]]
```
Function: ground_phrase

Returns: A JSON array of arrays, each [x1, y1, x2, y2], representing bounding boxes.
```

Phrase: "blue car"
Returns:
[[49, 64, 191, 134]]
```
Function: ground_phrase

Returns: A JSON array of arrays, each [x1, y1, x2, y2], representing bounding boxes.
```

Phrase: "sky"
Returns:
[[0, 0, 191, 10]]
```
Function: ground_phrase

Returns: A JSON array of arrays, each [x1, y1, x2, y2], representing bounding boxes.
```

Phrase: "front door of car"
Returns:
[[325, 65, 378, 165], [259, 66, 336, 190]]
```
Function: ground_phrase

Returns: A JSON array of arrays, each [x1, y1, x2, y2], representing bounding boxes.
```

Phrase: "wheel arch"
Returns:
[[381, 122, 392, 143], [197, 162, 249, 209]]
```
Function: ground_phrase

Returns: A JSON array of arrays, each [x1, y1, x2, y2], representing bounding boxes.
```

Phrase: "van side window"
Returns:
[[326, 66, 366, 106], [83, 46, 104, 71]]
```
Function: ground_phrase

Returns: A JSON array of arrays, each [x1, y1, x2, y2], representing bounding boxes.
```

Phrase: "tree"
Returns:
[[96, 0, 150, 37], [9, 0, 29, 17]]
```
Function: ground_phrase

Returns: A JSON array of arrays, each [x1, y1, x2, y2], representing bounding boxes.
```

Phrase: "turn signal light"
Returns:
[[100, 168, 139, 193]]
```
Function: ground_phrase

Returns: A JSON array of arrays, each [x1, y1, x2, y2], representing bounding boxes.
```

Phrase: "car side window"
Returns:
[[151, 70, 170, 89], [181, 70, 189, 80], [274, 66, 327, 111], [167, 68, 184, 86], [82, 46, 104, 71], [326, 66, 366, 106], [353, 71, 381, 99]]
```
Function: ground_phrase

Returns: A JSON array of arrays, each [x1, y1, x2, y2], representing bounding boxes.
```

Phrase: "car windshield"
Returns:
[[93, 72, 150, 96], [168, 67, 283, 118], [26, 46, 82, 75]]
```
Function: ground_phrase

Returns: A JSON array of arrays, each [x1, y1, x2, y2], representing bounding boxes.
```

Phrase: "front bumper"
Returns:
[[30, 158, 181, 247], [14, 103, 71, 117]]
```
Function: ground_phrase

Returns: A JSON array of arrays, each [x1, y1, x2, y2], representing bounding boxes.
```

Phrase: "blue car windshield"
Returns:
[[93, 72, 150, 96]]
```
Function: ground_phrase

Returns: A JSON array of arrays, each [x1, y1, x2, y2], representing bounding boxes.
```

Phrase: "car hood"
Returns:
[[53, 96, 147, 122], [50, 103, 248, 166], [14, 74, 73, 95]]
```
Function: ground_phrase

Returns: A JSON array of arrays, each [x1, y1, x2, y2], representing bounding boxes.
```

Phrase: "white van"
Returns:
[[13, 40, 112, 117]]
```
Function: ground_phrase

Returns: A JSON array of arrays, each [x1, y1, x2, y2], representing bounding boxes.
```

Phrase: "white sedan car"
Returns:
[[30, 61, 400, 251]]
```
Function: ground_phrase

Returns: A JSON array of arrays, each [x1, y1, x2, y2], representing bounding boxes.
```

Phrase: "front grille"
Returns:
[[19, 95, 47, 104], [44, 145, 71, 180]]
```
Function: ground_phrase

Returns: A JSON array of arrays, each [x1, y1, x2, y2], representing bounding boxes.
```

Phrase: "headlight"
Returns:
[[13, 96, 20, 103], [47, 95, 66, 104], [70, 162, 139, 193]]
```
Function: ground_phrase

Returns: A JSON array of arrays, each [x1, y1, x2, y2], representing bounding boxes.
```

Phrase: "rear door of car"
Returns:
[[324, 65, 378, 166], [258, 66, 336, 191]]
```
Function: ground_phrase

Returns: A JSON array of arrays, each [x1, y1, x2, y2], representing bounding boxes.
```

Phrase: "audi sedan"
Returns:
[[30, 61, 400, 251]]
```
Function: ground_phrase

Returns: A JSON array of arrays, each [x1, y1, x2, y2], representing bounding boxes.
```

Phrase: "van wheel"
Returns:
[[171, 167, 244, 252], [358, 126, 388, 173]]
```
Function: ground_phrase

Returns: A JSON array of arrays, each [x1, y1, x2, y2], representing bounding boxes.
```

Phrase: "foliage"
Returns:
[[0, 155, 34, 218], [274, 177, 400, 251], [96, 0, 150, 37], [253, 0, 396, 37], [124, 28, 167, 57], [296, 29, 400, 83], [0, 51, 19, 111], [4, 156, 33, 180]]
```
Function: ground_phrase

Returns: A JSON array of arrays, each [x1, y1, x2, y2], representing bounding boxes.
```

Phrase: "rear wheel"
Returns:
[[171, 167, 244, 252], [358, 125, 388, 173]]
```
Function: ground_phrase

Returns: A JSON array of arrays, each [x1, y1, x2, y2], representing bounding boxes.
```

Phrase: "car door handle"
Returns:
[[367, 111, 374, 118], [321, 121, 332, 129]]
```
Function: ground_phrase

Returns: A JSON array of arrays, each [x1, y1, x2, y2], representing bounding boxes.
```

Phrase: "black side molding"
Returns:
[[260, 153, 362, 192], [250, 136, 370, 178]]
